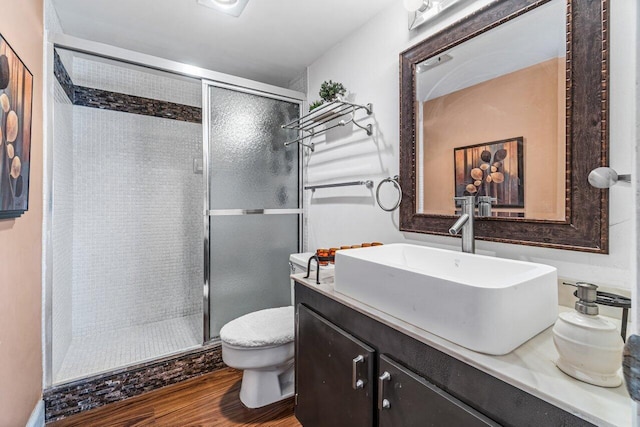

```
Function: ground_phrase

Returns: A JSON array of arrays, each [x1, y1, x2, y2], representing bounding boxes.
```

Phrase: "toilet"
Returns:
[[220, 252, 331, 408], [220, 306, 295, 408]]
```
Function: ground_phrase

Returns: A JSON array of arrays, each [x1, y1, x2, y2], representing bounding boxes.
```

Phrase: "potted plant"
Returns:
[[309, 100, 324, 112], [319, 80, 346, 103]]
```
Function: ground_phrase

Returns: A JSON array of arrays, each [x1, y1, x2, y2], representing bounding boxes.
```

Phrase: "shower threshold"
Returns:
[[54, 314, 202, 384]]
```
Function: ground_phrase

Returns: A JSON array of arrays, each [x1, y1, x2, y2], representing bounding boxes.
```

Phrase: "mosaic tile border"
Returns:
[[53, 50, 202, 123], [73, 85, 201, 123], [44, 343, 224, 423], [53, 50, 74, 102]]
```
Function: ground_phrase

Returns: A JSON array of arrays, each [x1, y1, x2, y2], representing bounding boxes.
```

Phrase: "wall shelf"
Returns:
[[282, 98, 373, 151]]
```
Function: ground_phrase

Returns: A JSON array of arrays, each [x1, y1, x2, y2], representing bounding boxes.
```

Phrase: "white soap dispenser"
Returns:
[[552, 282, 623, 387]]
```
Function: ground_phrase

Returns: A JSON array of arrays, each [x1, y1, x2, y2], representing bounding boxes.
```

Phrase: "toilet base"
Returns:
[[239, 360, 295, 408]]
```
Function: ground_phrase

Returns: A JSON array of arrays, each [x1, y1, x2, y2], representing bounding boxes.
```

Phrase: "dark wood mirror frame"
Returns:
[[399, 0, 608, 253]]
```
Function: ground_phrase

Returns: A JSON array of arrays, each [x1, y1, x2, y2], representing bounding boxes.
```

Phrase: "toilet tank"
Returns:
[[289, 252, 335, 303], [289, 252, 314, 275]]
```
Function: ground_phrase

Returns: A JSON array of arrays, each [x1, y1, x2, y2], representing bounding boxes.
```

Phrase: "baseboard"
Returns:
[[26, 399, 45, 427]]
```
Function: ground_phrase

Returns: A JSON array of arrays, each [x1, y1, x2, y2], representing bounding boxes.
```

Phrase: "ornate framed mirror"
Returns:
[[399, 0, 608, 252]]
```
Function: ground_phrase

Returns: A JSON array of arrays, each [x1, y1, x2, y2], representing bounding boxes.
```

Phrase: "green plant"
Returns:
[[309, 100, 324, 112], [319, 80, 346, 102]]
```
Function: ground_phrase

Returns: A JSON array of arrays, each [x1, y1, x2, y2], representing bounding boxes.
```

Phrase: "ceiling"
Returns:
[[52, 0, 396, 89]]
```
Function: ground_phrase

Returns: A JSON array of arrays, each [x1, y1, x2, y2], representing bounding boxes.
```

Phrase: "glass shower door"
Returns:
[[204, 82, 301, 339]]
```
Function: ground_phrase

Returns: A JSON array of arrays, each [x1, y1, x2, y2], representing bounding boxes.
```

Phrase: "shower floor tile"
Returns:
[[54, 314, 202, 384]]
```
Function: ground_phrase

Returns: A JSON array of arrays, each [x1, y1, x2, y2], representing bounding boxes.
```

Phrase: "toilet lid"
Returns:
[[220, 306, 294, 348]]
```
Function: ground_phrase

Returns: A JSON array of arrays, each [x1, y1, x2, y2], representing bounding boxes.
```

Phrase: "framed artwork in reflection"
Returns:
[[454, 137, 524, 209]]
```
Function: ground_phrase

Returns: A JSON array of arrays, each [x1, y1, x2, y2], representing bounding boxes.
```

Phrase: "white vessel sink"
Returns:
[[334, 244, 558, 355]]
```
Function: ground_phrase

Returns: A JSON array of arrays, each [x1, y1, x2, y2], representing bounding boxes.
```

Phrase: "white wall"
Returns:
[[306, 0, 637, 290]]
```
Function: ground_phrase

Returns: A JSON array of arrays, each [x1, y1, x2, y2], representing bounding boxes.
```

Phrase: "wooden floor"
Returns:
[[49, 368, 301, 426]]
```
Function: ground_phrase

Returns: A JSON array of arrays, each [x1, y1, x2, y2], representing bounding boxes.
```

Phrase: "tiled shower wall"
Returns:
[[68, 58, 203, 337], [72, 57, 201, 107], [52, 78, 74, 377]]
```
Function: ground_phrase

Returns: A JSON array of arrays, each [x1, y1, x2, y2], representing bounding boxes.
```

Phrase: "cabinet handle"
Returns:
[[378, 371, 391, 410], [352, 355, 365, 390]]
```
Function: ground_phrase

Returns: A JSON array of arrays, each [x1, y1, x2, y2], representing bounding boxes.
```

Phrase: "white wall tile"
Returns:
[[71, 106, 203, 336], [71, 57, 201, 107], [51, 80, 74, 378]]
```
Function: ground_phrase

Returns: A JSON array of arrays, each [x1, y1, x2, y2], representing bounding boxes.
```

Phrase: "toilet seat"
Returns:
[[220, 306, 294, 348]]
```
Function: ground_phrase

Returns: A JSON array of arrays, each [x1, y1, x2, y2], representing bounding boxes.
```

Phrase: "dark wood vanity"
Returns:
[[294, 280, 594, 427]]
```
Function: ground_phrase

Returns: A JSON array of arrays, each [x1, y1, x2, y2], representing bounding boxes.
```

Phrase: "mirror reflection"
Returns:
[[415, 0, 566, 220]]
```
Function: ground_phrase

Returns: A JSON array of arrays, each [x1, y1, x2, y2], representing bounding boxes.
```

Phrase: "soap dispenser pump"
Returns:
[[552, 282, 623, 387]]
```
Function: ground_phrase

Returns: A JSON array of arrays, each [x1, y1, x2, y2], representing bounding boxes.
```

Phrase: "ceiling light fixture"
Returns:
[[416, 53, 453, 73], [404, 0, 431, 13], [197, 0, 250, 17], [404, 0, 474, 30]]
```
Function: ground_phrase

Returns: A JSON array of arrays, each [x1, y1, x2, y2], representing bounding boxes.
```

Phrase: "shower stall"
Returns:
[[45, 43, 302, 386]]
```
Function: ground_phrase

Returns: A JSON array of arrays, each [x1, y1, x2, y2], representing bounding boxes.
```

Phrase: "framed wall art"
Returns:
[[0, 33, 33, 219]]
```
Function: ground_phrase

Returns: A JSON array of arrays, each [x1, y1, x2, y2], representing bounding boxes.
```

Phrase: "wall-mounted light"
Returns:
[[404, 0, 432, 13], [416, 53, 453, 73], [197, 0, 250, 17], [404, 0, 473, 30], [588, 167, 632, 189]]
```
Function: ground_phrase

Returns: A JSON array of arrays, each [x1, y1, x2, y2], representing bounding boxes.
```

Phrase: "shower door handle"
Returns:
[[207, 209, 303, 216]]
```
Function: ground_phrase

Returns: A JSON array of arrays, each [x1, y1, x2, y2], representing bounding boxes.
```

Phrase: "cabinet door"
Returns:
[[378, 355, 500, 427], [296, 305, 375, 427]]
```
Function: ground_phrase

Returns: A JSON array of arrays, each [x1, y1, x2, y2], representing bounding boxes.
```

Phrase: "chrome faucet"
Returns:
[[449, 196, 475, 253], [449, 196, 495, 254]]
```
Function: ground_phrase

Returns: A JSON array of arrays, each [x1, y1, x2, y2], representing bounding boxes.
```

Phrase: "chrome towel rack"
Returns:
[[305, 180, 374, 192], [282, 98, 373, 152]]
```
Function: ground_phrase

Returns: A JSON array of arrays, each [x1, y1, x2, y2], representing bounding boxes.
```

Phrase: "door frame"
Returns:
[[202, 80, 304, 342], [42, 32, 306, 386]]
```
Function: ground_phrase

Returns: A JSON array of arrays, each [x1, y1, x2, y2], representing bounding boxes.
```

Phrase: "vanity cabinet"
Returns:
[[377, 355, 497, 427], [294, 281, 594, 427], [296, 304, 498, 427], [296, 305, 374, 427]]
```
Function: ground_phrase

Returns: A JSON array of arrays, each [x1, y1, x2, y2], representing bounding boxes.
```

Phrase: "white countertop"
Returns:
[[292, 271, 632, 427]]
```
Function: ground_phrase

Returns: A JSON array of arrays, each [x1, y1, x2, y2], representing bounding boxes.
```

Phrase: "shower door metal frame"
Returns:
[[202, 80, 304, 343], [43, 31, 305, 386]]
